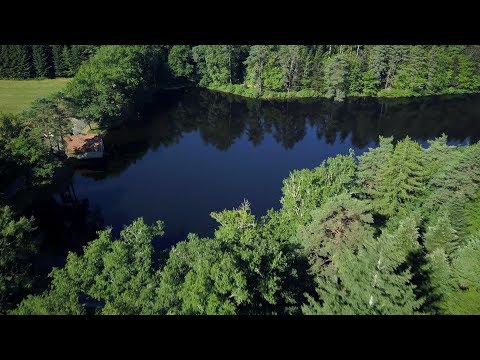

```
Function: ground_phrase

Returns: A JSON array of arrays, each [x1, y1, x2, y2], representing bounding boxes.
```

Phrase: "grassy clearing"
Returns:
[[0, 78, 71, 114]]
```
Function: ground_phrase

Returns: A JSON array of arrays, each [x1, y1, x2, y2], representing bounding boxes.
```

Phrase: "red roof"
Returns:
[[65, 134, 103, 155]]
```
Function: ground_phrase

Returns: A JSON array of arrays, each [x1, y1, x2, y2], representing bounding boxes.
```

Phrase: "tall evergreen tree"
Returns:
[[323, 52, 350, 101], [303, 216, 422, 315], [357, 136, 394, 200], [10, 45, 33, 79], [0, 45, 9, 78], [394, 46, 429, 95], [296, 193, 373, 278], [373, 136, 427, 217], [423, 248, 454, 313], [31, 45, 52, 78], [61, 46, 73, 76], [424, 210, 460, 258], [51, 45, 67, 77]]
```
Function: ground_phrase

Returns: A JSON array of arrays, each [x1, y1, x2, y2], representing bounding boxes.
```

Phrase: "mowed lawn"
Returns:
[[0, 78, 71, 114]]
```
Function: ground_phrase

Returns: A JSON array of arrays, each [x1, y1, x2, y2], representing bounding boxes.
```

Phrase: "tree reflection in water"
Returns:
[[76, 89, 480, 181]]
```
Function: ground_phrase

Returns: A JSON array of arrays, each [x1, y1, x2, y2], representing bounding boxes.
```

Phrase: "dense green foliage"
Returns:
[[0, 112, 63, 190], [64, 45, 168, 128], [164, 45, 480, 100], [0, 45, 97, 79], [0, 206, 38, 313], [2, 45, 480, 315], [12, 136, 480, 315]]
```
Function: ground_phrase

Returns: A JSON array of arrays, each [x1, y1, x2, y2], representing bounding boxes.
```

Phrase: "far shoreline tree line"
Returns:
[[0, 45, 97, 79]]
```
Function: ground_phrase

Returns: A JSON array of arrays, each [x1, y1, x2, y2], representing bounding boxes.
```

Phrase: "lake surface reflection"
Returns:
[[38, 89, 480, 254]]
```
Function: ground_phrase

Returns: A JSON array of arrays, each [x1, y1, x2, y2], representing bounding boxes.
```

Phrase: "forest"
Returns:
[[0, 45, 97, 79], [170, 45, 480, 100], [1, 45, 480, 315]]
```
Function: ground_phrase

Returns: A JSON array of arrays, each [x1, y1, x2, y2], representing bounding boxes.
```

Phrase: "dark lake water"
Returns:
[[23, 89, 480, 268]]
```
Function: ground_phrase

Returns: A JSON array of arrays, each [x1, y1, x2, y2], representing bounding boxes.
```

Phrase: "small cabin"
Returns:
[[64, 134, 104, 159]]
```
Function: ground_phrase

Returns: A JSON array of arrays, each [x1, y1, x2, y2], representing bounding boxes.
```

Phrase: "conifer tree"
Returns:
[[394, 46, 429, 95], [61, 46, 73, 76], [0, 45, 8, 78], [296, 192, 373, 277], [51, 45, 67, 77], [423, 248, 454, 313], [452, 238, 480, 291], [373, 137, 426, 217], [32, 45, 52, 78], [424, 210, 460, 258], [69, 45, 87, 74], [303, 216, 422, 315], [357, 136, 394, 200], [12, 45, 32, 79], [424, 134, 457, 179], [323, 52, 350, 101]]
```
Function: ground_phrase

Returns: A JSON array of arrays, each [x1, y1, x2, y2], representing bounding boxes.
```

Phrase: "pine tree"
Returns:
[[9, 45, 32, 79], [425, 142, 480, 237], [441, 237, 480, 314], [323, 52, 350, 101], [424, 134, 457, 179], [452, 238, 480, 291], [51, 45, 67, 77], [373, 137, 427, 217], [357, 136, 394, 200], [347, 53, 363, 95], [296, 192, 373, 277], [0, 45, 7, 78], [0, 45, 21, 79], [69, 45, 86, 74], [61, 46, 73, 77], [424, 210, 460, 258], [426, 46, 455, 94], [394, 45, 429, 96], [309, 46, 326, 92], [303, 216, 422, 315], [423, 248, 454, 313], [455, 53, 480, 93], [32, 45, 52, 78], [366, 45, 389, 88]]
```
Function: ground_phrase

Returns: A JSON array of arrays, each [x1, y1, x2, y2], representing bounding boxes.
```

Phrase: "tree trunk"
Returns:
[[229, 51, 232, 85]]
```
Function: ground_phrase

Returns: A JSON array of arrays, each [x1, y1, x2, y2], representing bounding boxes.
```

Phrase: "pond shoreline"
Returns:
[[200, 85, 480, 102]]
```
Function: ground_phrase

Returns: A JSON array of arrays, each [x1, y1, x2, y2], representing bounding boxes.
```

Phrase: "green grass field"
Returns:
[[0, 78, 71, 114]]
